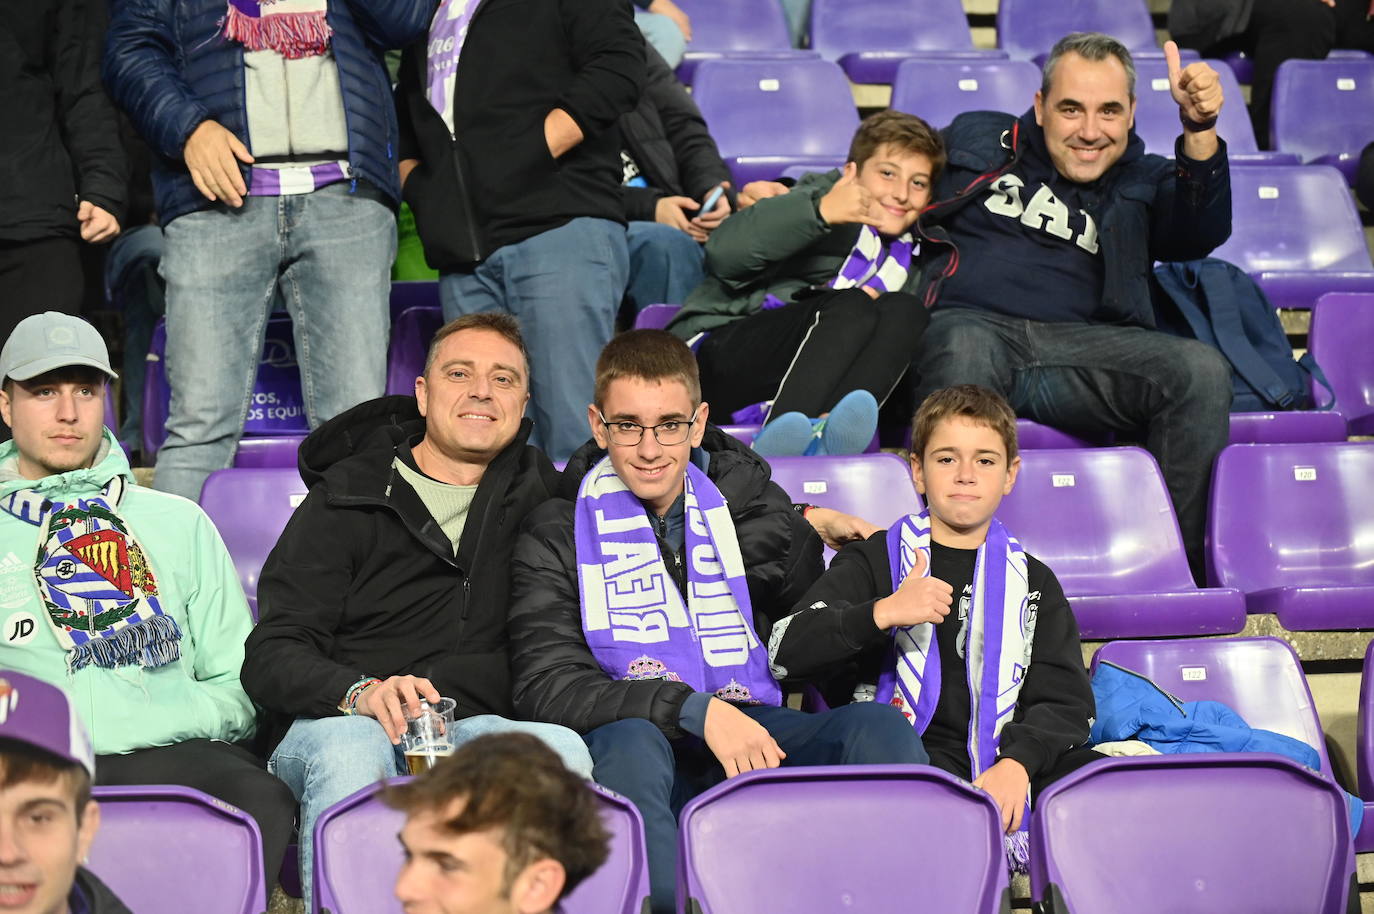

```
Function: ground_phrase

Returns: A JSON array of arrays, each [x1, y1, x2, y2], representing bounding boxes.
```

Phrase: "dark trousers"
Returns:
[[584, 702, 927, 914], [96, 739, 298, 889], [914, 308, 1232, 584], [697, 289, 931, 419], [0, 238, 84, 443]]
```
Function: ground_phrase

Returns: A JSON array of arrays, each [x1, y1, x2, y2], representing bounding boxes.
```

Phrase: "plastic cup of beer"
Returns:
[[401, 697, 457, 775]]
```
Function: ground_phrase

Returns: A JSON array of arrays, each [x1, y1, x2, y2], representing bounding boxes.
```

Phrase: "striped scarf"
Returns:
[[222, 0, 332, 59], [876, 510, 1034, 871], [0, 478, 181, 674], [830, 225, 916, 294]]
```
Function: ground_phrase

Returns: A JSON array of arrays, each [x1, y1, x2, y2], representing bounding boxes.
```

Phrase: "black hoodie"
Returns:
[[241, 396, 560, 751], [72, 868, 133, 914]]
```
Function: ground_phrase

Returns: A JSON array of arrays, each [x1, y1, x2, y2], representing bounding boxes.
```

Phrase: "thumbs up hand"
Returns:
[[873, 548, 954, 630], [1164, 40, 1223, 128]]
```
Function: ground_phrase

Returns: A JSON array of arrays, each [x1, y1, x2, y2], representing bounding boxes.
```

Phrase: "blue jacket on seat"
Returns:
[[103, 0, 432, 225]]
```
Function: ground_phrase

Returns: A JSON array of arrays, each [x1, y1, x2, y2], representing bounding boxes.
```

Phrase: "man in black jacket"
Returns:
[[395, 0, 644, 462], [0, 0, 125, 379], [913, 32, 1234, 582], [509, 330, 926, 914], [620, 44, 733, 313], [241, 313, 592, 911]]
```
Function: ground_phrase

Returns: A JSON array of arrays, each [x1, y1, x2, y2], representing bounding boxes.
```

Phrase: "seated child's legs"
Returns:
[[743, 702, 929, 766]]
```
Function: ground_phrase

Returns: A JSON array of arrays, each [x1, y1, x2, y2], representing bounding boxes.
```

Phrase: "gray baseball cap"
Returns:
[[0, 312, 118, 384]]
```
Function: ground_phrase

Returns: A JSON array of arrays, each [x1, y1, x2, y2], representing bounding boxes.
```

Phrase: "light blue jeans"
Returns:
[[626, 221, 705, 313], [270, 713, 593, 911], [635, 10, 686, 67], [439, 217, 628, 461], [155, 182, 395, 501]]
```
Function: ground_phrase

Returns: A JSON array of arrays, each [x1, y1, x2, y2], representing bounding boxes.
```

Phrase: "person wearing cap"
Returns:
[[0, 669, 132, 913], [0, 313, 296, 891]]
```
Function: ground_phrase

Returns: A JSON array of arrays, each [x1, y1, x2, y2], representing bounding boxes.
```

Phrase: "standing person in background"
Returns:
[[104, 0, 431, 501]]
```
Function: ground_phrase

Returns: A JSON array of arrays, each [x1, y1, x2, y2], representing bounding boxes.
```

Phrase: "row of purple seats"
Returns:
[[312, 779, 649, 914], [809, 0, 1006, 85], [672, 0, 815, 85], [1272, 58, 1374, 182]]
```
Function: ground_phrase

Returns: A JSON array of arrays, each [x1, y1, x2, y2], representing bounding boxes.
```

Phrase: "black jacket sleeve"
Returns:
[[768, 532, 892, 682], [241, 488, 372, 718], [509, 501, 698, 737], [555, 0, 645, 140], [1148, 135, 1232, 263], [643, 45, 730, 201], [995, 559, 1095, 780], [57, 0, 126, 220]]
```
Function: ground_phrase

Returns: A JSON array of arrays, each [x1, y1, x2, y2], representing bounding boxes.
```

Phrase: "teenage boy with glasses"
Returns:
[[507, 329, 927, 914]]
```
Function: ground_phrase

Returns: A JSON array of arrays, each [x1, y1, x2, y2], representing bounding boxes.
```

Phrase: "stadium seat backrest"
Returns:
[[388, 280, 440, 323], [314, 780, 649, 914], [766, 453, 921, 531], [1208, 442, 1374, 593], [891, 59, 1040, 129], [1030, 753, 1353, 914], [995, 447, 1195, 595], [1213, 165, 1373, 274], [1272, 58, 1374, 172], [679, 766, 1011, 914], [200, 467, 310, 620], [633, 304, 681, 330], [997, 0, 1155, 60], [810, 0, 975, 60], [1132, 58, 1257, 154], [1309, 292, 1374, 431], [385, 304, 443, 396], [692, 58, 858, 162], [1092, 637, 1332, 773], [90, 785, 267, 914], [675, 0, 792, 53]]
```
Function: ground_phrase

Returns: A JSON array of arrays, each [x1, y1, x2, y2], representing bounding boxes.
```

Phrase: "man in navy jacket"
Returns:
[[104, 0, 432, 501], [913, 32, 1233, 582]]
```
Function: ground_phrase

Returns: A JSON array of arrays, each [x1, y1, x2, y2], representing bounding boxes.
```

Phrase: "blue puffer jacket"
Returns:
[[103, 0, 432, 225]]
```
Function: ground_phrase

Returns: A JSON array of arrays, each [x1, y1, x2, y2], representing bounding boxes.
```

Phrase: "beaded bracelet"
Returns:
[[339, 677, 382, 714]]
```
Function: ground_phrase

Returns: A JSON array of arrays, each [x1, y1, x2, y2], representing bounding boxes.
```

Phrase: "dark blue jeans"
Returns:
[[915, 308, 1232, 582], [583, 703, 927, 914]]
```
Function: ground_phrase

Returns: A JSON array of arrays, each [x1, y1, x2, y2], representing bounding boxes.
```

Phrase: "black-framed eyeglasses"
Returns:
[[598, 408, 699, 446]]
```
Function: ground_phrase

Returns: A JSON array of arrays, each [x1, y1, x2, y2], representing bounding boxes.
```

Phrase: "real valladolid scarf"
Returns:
[[876, 510, 1035, 871], [574, 456, 780, 706]]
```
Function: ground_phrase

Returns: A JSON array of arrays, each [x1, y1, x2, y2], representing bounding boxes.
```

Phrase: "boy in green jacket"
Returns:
[[0, 312, 294, 887]]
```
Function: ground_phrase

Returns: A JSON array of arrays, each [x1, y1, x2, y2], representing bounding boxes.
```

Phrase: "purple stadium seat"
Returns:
[[891, 58, 1042, 128], [1356, 639, 1374, 849], [1211, 164, 1374, 312], [996, 448, 1246, 639], [1207, 442, 1374, 630], [678, 765, 1011, 914], [143, 315, 311, 459], [633, 303, 681, 330], [809, 0, 1006, 85], [897, 419, 1104, 451], [1272, 58, 1374, 181], [388, 279, 439, 323], [232, 435, 307, 468], [765, 453, 922, 532], [1222, 47, 1371, 85], [313, 779, 650, 914], [996, 0, 1156, 61], [385, 304, 443, 396], [1131, 58, 1296, 164], [90, 785, 267, 914], [691, 58, 860, 186], [199, 467, 309, 620], [1029, 753, 1354, 913], [719, 424, 760, 445], [673, 0, 815, 84], [1227, 411, 1347, 444], [1310, 292, 1374, 435]]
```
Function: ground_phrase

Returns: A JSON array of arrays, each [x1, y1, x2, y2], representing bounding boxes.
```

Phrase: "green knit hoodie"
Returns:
[[0, 430, 255, 754]]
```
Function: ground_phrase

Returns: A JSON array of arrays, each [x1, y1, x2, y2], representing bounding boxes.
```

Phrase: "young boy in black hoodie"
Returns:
[[786, 384, 1102, 868]]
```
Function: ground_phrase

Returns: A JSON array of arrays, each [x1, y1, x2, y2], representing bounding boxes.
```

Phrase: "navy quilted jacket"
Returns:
[[103, 0, 432, 225]]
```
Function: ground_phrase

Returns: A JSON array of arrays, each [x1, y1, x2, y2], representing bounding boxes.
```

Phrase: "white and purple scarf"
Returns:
[[574, 457, 781, 707], [830, 225, 916, 295], [223, 0, 332, 59], [426, 0, 485, 134], [0, 478, 181, 674], [875, 510, 1033, 871]]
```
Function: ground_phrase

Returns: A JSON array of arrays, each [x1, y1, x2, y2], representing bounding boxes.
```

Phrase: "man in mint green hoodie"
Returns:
[[0, 312, 295, 889]]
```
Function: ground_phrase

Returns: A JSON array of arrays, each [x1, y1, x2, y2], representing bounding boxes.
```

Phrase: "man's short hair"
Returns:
[[593, 329, 701, 410], [846, 109, 947, 179], [1041, 32, 1137, 99], [384, 733, 610, 899], [911, 385, 1019, 463], [0, 739, 93, 824], [1, 365, 109, 397], [423, 313, 531, 380]]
